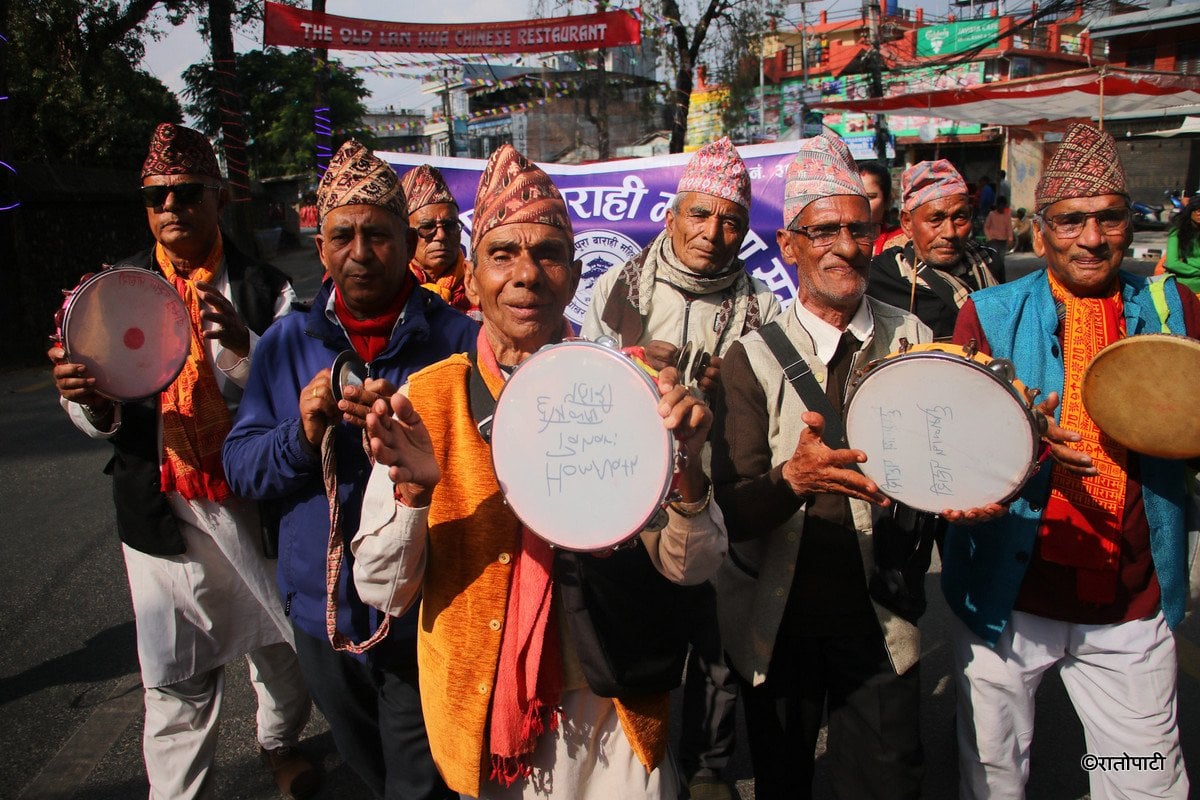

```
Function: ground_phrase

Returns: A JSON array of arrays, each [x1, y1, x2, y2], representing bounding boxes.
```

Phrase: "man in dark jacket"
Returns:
[[49, 123, 316, 800], [223, 140, 477, 800], [868, 160, 999, 338]]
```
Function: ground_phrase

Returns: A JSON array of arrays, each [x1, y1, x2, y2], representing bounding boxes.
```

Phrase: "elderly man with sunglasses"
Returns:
[[48, 123, 316, 799], [401, 164, 475, 314], [944, 123, 1199, 799], [709, 134, 1004, 800]]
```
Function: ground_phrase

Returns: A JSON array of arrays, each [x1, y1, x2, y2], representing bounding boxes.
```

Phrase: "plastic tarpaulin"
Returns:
[[812, 68, 1200, 127]]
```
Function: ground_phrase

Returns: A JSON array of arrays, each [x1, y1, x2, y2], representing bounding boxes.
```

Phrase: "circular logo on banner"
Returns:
[[567, 229, 643, 328]]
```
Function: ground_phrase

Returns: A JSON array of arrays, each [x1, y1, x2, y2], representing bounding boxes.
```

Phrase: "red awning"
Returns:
[[813, 68, 1200, 127]]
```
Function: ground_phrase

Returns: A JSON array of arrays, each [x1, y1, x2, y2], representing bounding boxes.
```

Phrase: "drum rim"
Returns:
[[491, 339, 676, 551], [845, 348, 1042, 511], [60, 266, 191, 402]]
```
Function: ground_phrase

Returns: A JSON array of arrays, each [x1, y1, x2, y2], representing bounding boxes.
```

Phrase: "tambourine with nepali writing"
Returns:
[[844, 341, 1045, 513], [490, 339, 679, 552], [53, 266, 190, 401]]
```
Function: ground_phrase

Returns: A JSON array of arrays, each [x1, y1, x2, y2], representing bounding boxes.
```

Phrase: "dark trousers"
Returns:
[[678, 585, 739, 782], [737, 630, 923, 800], [292, 625, 452, 800]]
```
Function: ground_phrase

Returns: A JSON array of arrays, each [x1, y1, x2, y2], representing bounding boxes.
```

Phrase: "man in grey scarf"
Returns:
[[583, 137, 780, 393], [582, 137, 780, 800]]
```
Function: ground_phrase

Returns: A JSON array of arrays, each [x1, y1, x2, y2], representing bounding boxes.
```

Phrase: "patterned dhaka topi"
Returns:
[[677, 136, 752, 211], [401, 164, 458, 214], [471, 143, 572, 253], [1035, 123, 1128, 211], [784, 133, 867, 228], [900, 159, 969, 212], [141, 123, 221, 180], [317, 139, 407, 222]]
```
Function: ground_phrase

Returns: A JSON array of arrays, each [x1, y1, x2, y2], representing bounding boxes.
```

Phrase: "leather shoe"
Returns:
[[261, 745, 320, 799]]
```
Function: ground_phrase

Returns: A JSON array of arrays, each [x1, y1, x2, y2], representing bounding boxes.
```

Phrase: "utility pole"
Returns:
[[440, 67, 456, 158], [313, 0, 331, 177], [865, 0, 889, 163]]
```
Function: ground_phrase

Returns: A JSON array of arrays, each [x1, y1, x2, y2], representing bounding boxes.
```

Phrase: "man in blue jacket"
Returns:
[[223, 140, 477, 800], [945, 123, 1198, 799]]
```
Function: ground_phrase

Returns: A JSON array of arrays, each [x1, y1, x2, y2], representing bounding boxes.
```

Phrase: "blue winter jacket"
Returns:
[[942, 270, 1191, 645], [223, 280, 478, 660]]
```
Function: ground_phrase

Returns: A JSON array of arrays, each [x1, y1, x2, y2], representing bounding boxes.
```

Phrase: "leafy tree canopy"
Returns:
[[182, 47, 372, 179], [3, 0, 186, 169]]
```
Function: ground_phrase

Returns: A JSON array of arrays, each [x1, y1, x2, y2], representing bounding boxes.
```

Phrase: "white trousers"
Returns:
[[467, 688, 679, 800], [142, 642, 311, 800], [952, 610, 1188, 800]]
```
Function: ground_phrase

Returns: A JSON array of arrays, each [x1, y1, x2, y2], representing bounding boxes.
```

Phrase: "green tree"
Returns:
[[3, 0, 186, 169], [182, 47, 371, 179], [643, 0, 775, 152]]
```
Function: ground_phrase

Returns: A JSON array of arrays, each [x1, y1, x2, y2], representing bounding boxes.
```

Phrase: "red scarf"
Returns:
[[332, 275, 413, 362], [480, 326, 564, 787]]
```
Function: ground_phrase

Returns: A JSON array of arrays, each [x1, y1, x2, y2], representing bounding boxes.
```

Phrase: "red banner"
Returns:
[[263, 2, 641, 55]]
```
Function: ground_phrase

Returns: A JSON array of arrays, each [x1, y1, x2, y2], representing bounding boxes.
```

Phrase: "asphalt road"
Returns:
[[2, 241, 1196, 799]]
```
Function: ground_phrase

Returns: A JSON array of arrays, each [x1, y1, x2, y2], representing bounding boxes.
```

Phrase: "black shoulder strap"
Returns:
[[756, 320, 857, 465], [466, 354, 497, 443]]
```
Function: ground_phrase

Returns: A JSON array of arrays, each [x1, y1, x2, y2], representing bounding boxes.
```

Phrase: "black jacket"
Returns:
[[103, 236, 290, 556]]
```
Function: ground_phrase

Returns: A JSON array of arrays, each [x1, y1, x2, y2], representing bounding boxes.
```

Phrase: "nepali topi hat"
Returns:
[[1035, 123, 1128, 212], [471, 144, 572, 253], [317, 139, 407, 222], [677, 137, 752, 211], [141, 123, 222, 181], [783, 133, 866, 227], [401, 164, 458, 215], [900, 160, 968, 212]]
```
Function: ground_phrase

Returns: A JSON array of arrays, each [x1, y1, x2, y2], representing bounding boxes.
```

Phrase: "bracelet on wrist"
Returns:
[[669, 479, 712, 518]]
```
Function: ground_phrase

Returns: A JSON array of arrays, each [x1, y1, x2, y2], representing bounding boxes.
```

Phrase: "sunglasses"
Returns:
[[414, 219, 464, 240], [139, 183, 220, 208]]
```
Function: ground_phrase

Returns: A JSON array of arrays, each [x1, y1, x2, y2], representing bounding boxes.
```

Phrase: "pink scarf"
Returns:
[[480, 326, 565, 786]]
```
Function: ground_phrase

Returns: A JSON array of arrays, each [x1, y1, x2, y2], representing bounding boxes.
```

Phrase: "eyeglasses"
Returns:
[[414, 219, 463, 240], [1036, 208, 1131, 239], [139, 183, 219, 208], [788, 221, 879, 248]]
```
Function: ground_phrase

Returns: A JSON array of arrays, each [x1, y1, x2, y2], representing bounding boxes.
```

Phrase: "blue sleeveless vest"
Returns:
[[941, 270, 1191, 644]]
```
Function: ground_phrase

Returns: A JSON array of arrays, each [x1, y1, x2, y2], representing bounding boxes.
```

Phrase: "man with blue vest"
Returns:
[[945, 122, 1199, 799]]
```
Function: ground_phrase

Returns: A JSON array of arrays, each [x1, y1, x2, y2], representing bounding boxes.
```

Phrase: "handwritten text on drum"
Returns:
[[536, 381, 641, 495], [873, 404, 958, 498]]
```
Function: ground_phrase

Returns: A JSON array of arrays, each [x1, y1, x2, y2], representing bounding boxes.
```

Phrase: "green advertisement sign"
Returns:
[[916, 18, 1000, 57]]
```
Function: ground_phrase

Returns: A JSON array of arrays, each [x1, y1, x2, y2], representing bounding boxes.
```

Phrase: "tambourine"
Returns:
[[54, 267, 190, 401], [844, 341, 1044, 513], [1082, 333, 1200, 459], [490, 339, 677, 552], [330, 350, 368, 402]]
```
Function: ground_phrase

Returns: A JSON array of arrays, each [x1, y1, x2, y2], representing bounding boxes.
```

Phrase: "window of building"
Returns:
[[1126, 45, 1157, 70], [1177, 41, 1200, 75]]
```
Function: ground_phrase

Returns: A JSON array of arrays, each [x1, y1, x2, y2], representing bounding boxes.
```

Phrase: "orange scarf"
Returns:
[[410, 254, 473, 312], [156, 238, 234, 502], [1040, 270, 1127, 604]]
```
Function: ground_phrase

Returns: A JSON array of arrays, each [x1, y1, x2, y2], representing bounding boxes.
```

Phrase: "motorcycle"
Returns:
[[1131, 199, 1167, 230], [1165, 189, 1186, 223]]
